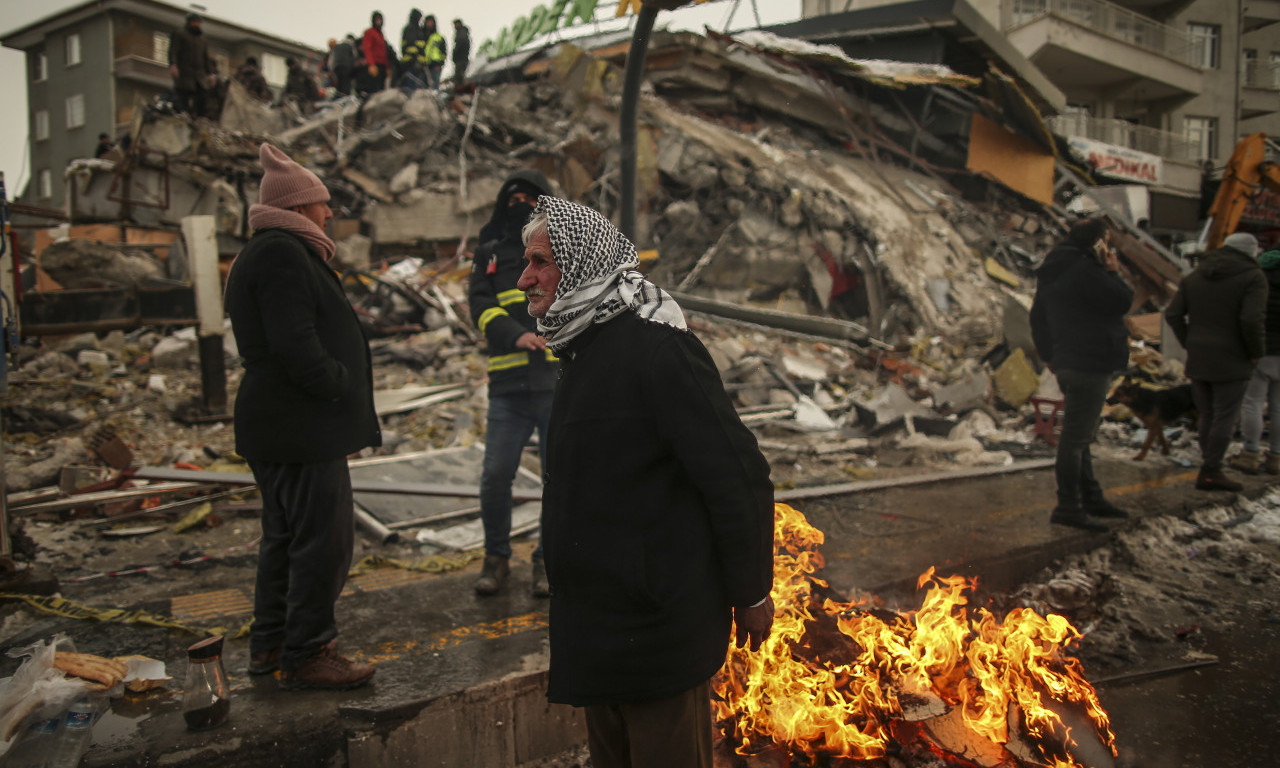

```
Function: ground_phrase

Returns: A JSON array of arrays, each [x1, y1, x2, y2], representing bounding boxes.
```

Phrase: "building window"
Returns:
[[1187, 23, 1219, 69], [66, 33, 81, 67], [34, 110, 49, 141], [38, 170, 53, 200], [33, 52, 47, 82], [1185, 116, 1217, 160], [261, 52, 287, 87], [66, 94, 85, 129], [152, 31, 170, 64]]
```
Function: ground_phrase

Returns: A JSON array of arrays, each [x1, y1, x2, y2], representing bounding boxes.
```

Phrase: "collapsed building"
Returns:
[[3, 28, 1198, 555]]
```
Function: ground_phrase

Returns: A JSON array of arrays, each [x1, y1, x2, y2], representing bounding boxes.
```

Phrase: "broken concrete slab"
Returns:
[[367, 190, 474, 244]]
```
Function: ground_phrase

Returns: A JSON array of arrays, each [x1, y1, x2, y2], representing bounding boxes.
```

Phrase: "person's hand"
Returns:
[[1102, 247, 1119, 272], [170, 65, 179, 79], [733, 595, 774, 651], [515, 332, 547, 351], [368, 64, 378, 76]]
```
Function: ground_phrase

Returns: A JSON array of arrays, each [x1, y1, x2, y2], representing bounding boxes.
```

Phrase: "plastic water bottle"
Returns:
[[49, 696, 99, 768], [5, 713, 63, 768]]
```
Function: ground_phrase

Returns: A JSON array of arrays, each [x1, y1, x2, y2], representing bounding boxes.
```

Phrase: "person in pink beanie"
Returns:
[[224, 143, 381, 690]]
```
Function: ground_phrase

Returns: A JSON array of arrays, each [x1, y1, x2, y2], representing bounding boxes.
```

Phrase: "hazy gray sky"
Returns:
[[0, 0, 798, 199]]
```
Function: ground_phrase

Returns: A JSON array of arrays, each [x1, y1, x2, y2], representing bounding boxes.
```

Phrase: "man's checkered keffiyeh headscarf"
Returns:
[[535, 196, 686, 353]]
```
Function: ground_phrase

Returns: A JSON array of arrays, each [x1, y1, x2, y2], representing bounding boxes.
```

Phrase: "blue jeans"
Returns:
[[1053, 368, 1113, 507], [480, 390, 553, 559]]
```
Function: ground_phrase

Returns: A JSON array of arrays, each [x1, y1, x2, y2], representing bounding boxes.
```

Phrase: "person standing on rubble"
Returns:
[[234, 56, 273, 103], [329, 34, 357, 96], [468, 171, 557, 598], [361, 11, 390, 93], [224, 143, 381, 691], [1030, 217, 1133, 532], [168, 12, 218, 118], [398, 9, 427, 89], [451, 19, 470, 93], [1165, 232, 1268, 492], [282, 58, 320, 113], [422, 15, 447, 91], [517, 196, 775, 766]]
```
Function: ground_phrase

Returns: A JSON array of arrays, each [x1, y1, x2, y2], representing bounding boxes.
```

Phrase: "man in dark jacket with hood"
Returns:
[[224, 143, 381, 690], [451, 19, 470, 92], [1166, 231, 1268, 491], [517, 197, 775, 766], [169, 13, 218, 117], [399, 9, 426, 87], [468, 170, 557, 597], [1031, 217, 1134, 532]]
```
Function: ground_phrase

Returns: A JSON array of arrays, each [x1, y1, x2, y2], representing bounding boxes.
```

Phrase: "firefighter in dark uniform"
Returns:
[[468, 169, 557, 597]]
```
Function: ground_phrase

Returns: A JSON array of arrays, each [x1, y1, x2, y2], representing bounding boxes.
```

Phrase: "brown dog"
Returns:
[[1106, 377, 1197, 461]]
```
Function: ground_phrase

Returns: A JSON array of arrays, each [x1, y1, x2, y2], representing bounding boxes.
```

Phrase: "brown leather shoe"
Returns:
[[280, 642, 375, 691], [474, 555, 510, 596], [248, 647, 280, 676]]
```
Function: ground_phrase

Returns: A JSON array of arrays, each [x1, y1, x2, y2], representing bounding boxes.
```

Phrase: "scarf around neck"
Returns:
[[535, 197, 686, 354], [247, 203, 336, 263]]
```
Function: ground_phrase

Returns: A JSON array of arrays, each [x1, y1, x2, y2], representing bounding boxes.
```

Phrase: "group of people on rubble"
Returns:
[[1032, 217, 1275, 533], [226, 146, 775, 767], [166, 10, 472, 123], [348, 10, 471, 95]]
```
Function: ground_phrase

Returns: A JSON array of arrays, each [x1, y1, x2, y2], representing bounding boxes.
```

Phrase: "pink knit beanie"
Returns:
[[257, 143, 330, 209]]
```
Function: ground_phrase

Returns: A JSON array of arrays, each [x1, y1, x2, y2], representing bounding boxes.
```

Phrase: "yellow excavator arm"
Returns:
[[1206, 132, 1280, 250]]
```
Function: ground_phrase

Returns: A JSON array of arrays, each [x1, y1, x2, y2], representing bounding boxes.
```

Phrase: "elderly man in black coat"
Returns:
[[1030, 217, 1134, 532], [224, 143, 382, 690], [1165, 231, 1268, 491], [515, 196, 775, 768]]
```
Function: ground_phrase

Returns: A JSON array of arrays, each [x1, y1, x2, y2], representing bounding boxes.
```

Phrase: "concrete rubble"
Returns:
[[0, 24, 1229, 768]]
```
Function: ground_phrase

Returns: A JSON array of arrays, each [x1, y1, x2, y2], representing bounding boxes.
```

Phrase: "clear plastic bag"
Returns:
[[0, 635, 92, 761]]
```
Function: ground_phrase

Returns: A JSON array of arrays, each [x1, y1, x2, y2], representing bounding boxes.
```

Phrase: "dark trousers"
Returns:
[[249, 457, 355, 671], [480, 390, 552, 559], [1053, 368, 1113, 507], [584, 679, 713, 768], [334, 66, 353, 96], [1192, 379, 1250, 469], [453, 58, 468, 90]]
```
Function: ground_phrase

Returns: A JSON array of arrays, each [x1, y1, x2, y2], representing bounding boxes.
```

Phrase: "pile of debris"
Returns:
[[5, 27, 1197, 549]]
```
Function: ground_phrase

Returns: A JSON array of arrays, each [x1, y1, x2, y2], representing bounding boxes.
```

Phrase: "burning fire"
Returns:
[[713, 503, 1117, 766]]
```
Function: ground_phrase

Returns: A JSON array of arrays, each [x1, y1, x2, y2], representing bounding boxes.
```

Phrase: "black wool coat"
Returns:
[[542, 312, 775, 706], [224, 229, 381, 463], [1029, 243, 1133, 373], [1165, 247, 1268, 382]]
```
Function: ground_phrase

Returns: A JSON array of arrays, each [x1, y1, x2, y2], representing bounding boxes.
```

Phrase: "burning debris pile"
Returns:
[[713, 504, 1116, 767]]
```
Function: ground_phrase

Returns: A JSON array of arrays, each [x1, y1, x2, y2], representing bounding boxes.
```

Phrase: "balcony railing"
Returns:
[[1008, 0, 1205, 69], [1047, 114, 1201, 162], [1244, 60, 1280, 90]]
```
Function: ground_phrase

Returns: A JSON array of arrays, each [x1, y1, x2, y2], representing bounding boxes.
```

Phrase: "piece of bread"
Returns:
[[52, 652, 128, 689]]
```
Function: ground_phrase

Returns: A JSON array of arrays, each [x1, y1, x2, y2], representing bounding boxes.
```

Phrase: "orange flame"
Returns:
[[713, 503, 1117, 764]]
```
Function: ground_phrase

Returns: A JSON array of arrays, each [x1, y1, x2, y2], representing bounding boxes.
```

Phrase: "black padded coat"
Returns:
[[225, 229, 381, 463], [541, 312, 775, 706]]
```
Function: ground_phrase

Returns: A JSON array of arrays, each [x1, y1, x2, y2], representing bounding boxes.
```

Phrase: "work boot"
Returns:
[[1083, 498, 1129, 519], [1195, 466, 1244, 492], [1050, 505, 1109, 533], [248, 647, 280, 676], [280, 642, 375, 691], [1266, 452, 1280, 475], [531, 557, 551, 599], [474, 555, 510, 597], [1228, 450, 1261, 475]]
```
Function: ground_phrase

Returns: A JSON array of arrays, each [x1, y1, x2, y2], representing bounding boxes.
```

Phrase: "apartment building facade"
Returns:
[[3, 0, 321, 208], [800, 0, 1280, 238]]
